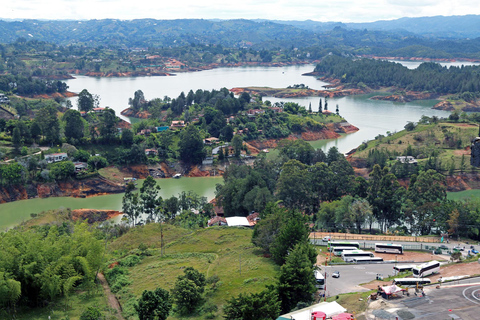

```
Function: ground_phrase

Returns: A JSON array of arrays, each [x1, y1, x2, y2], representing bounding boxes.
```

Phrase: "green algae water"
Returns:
[[0, 176, 222, 230]]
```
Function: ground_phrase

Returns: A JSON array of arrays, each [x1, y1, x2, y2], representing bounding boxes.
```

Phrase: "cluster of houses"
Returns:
[[45, 152, 88, 172]]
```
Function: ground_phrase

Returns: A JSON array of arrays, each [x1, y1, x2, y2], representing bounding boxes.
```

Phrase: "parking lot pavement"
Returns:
[[321, 263, 410, 297], [365, 279, 480, 320]]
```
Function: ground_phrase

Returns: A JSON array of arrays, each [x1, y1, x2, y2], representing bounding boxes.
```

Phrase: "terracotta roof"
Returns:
[[246, 212, 261, 226], [208, 216, 227, 227]]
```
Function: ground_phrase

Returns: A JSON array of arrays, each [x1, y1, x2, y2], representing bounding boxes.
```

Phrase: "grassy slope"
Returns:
[[353, 121, 478, 171], [107, 224, 279, 319]]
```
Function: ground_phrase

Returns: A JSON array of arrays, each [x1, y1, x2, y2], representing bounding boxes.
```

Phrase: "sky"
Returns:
[[2, 0, 479, 23]]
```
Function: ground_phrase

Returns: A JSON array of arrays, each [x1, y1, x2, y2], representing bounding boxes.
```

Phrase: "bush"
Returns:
[[80, 306, 105, 320], [119, 255, 142, 267]]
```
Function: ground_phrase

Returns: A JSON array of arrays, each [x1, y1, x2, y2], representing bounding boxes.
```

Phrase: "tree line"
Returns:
[[314, 55, 480, 95]]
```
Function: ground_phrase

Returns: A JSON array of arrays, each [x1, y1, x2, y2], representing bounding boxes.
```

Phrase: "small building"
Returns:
[[396, 156, 418, 165], [93, 107, 106, 113], [170, 120, 185, 128], [204, 137, 220, 145], [269, 106, 283, 113], [74, 162, 88, 171], [247, 109, 265, 117], [145, 149, 158, 156], [139, 129, 152, 136], [45, 152, 68, 163], [0, 93, 10, 104], [207, 216, 227, 227], [246, 212, 260, 226]]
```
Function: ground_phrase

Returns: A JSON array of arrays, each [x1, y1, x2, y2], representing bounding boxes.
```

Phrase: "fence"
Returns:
[[310, 232, 441, 243]]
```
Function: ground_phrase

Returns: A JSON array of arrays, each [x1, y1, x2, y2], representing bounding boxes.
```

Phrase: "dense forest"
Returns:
[[314, 55, 480, 95]]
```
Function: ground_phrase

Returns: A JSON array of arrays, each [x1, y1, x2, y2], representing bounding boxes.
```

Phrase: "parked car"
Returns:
[[472, 249, 479, 254], [439, 245, 448, 250], [332, 271, 340, 278], [322, 236, 332, 242], [453, 246, 464, 251]]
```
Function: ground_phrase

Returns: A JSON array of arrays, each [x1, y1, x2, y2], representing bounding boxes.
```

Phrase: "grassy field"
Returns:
[[447, 189, 480, 200], [353, 121, 479, 171], [107, 224, 279, 319], [11, 283, 115, 320]]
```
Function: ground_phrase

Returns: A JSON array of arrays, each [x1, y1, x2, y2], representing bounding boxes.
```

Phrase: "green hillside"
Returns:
[[106, 224, 279, 319]]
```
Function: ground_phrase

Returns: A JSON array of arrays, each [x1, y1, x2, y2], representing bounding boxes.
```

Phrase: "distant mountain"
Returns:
[[273, 15, 480, 39], [0, 19, 317, 48]]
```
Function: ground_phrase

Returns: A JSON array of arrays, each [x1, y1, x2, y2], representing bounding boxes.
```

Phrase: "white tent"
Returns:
[[278, 301, 346, 320]]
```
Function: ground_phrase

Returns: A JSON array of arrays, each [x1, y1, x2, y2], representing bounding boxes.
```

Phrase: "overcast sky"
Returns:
[[2, 0, 479, 22]]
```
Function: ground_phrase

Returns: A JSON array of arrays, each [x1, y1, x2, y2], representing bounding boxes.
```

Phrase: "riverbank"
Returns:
[[0, 176, 125, 204]]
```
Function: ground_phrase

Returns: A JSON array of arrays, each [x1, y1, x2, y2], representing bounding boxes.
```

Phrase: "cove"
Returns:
[[0, 176, 222, 230]]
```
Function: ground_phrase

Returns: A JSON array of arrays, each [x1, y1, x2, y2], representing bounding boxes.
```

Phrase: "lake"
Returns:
[[0, 63, 454, 229], [0, 176, 221, 230]]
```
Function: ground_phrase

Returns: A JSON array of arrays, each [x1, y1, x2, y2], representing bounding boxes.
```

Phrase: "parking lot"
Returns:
[[365, 279, 480, 320], [321, 263, 408, 297]]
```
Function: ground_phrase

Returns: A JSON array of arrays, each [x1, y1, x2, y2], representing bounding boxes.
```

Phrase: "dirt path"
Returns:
[[97, 273, 125, 320]]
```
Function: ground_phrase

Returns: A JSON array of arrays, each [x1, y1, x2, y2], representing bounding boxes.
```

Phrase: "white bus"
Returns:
[[412, 260, 440, 278], [341, 250, 375, 262], [327, 241, 360, 250], [375, 243, 403, 254], [331, 246, 359, 256], [352, 257, 384, 264], [314, 270, 325, 289], [394, 278, 431, 287], [393, 265, 415, 273]]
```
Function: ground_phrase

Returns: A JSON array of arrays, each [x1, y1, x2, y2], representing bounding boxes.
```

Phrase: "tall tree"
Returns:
[[35, 106, 60, 145], [277, 242, 316, 313], [178, 125, 205, 165], [129, 90, 146, 111], [99, 108, 117, 143], [77, 89, 96, 112], [63, 109, 84, 141], [140, 176, 162, 223], [122, 182, 140, 226]]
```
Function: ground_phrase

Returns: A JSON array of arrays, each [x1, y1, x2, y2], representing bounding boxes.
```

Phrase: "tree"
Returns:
[[63, 109, 84, 141], [171, 267, 206, 314], [277, 242, 316, 313], [122, 182, 140, 226], [99, 108, 117, 143], [232, 134, 243, 158], [140, 176, 162, 222], [349, 198, 373, 234], [135, 287, 172, 320], [12, 126, 22, 152], [223, 288, 280, 320], [77, 89, 96, 112], [30, 121, 42, 143], [35, 106, 60, 145], [178, 125, 205, 165], [129, 90, 146, 111], [87, 156, 108, 170]]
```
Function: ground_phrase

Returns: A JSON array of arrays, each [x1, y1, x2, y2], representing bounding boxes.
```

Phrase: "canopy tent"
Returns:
[[381, 284, 404, 295], [332, 313, 354, 320], [277, 301, 346, 320]]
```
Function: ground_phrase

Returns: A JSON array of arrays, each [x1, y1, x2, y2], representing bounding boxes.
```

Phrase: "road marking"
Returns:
[[462, 286, 480, 305], [353, 266, 365, 269], [366, 271, 377, 275], [472, 289, 480, 301]]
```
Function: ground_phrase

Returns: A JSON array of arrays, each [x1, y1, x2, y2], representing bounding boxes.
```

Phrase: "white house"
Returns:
[[45, 152, 68, 163]]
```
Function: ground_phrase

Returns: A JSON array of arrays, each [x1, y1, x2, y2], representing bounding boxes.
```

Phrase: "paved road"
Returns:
[[365, 278, 480, 320]]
